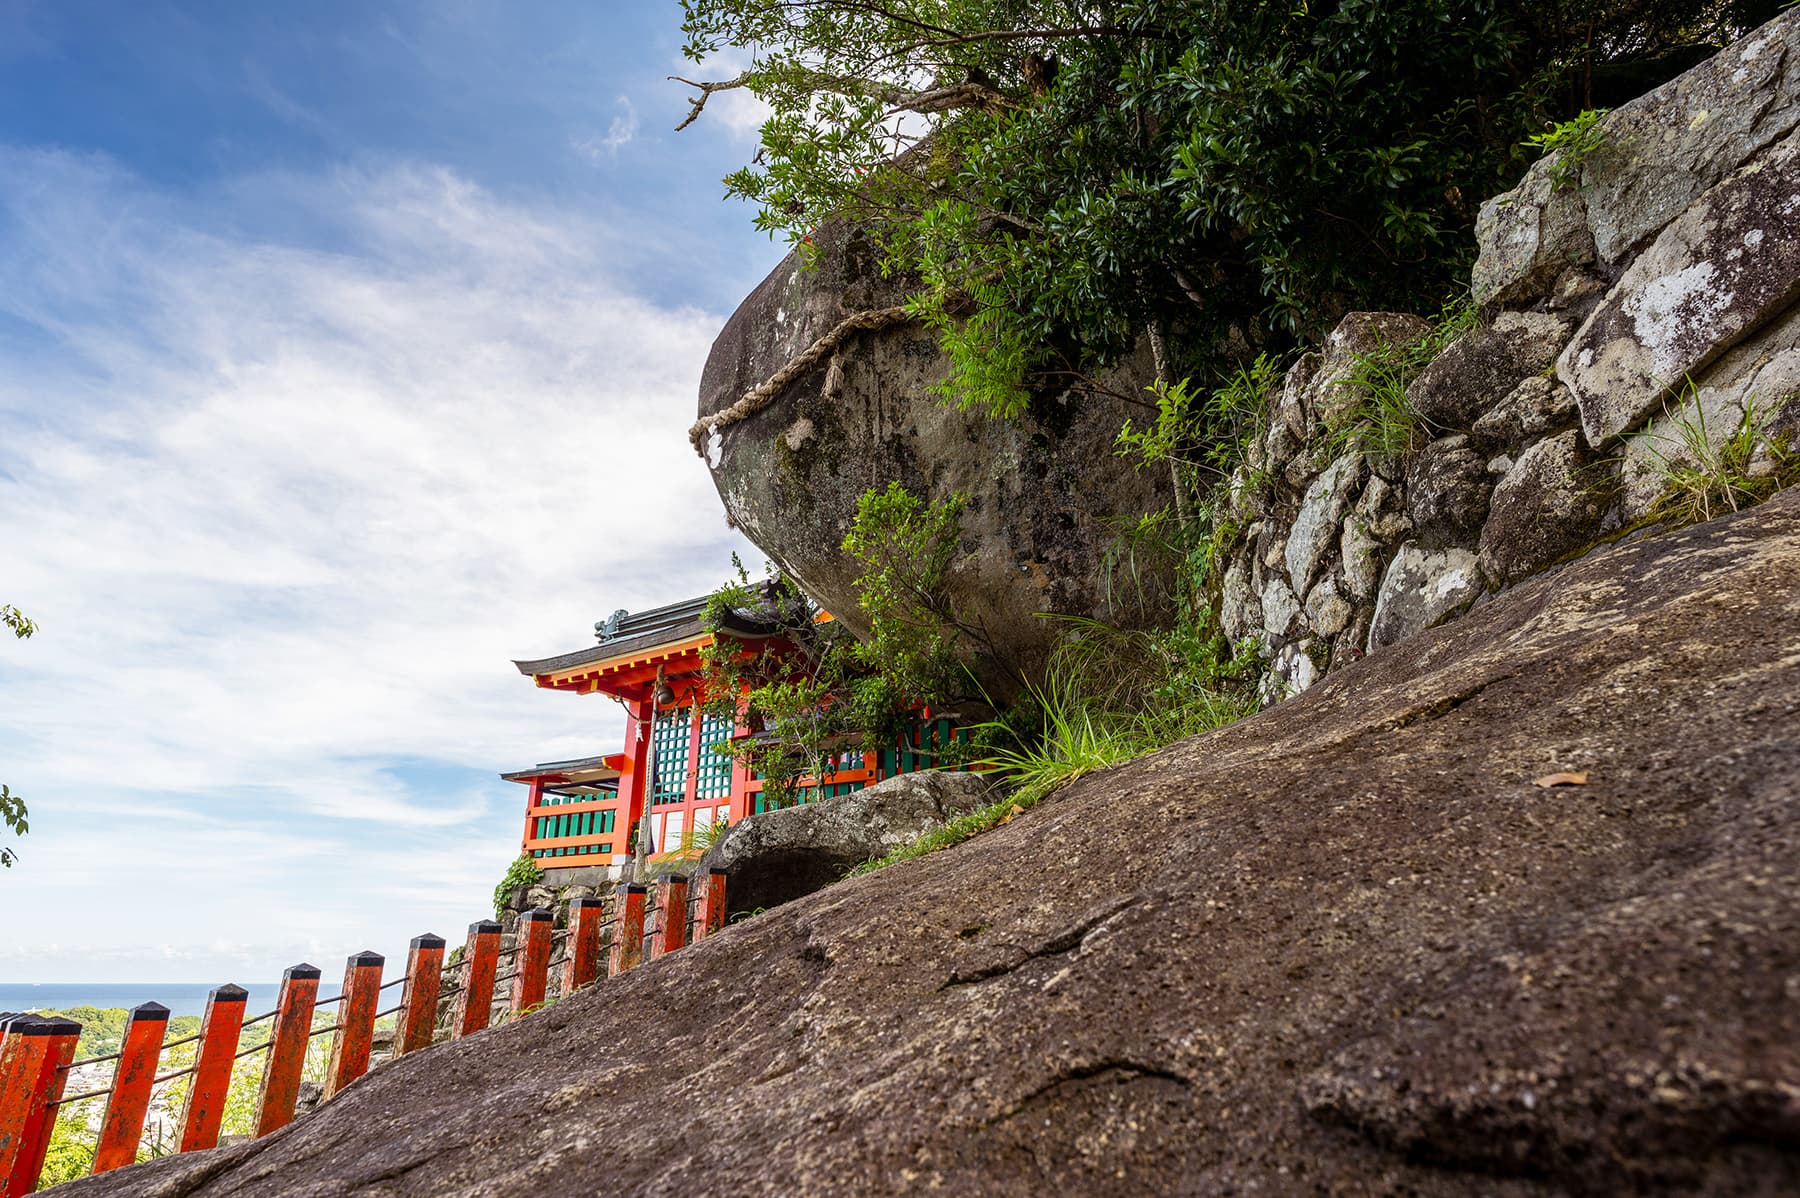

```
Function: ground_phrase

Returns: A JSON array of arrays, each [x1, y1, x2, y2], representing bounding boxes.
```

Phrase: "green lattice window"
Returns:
[[651, 707, 692, 805], [694, 711, 734, 800], [881, 718, 973, 777]]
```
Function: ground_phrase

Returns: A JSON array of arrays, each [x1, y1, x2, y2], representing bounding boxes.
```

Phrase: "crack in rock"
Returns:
[[939, 897, 1138, 990], [991, 1060, 1194, 1126]]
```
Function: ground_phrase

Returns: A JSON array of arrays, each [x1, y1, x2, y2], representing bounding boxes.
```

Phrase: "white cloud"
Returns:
[[0, 148, 758, 982], [572, 95, 641, 162]]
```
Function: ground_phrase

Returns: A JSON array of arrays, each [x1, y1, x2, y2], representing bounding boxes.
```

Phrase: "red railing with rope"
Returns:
[[0, 869, 728, 1194]]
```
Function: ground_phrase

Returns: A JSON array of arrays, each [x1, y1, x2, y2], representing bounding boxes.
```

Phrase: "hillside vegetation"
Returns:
[[681, 0, 1777, 414]]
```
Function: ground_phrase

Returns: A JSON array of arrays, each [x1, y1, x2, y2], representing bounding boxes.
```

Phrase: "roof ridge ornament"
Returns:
[[595, 608, 629, 642]]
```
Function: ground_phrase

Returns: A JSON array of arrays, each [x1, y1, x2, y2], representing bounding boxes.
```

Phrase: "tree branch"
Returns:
[[671, 73, 750, 132], [673, 69, 1018, 134], [922, 26, 1169, 49]]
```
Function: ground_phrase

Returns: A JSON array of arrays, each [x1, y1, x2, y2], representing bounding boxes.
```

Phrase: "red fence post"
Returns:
[[564, 898, 606, 992], [91, 1001, 170, 1174], [176, 984, 247, 1153], [650, 875, 688, 959], [693, 868, 728, 943], [323, 951, 383, 1101], [511, 910, 553, 1014], [456, 920, 501, 1038], [0, 1017, 29, 1184], [255, 963, 321, 1137], [0, 1015, 79, 1198], [610, 884, 647, 976], [397, 934, 444, 1057]]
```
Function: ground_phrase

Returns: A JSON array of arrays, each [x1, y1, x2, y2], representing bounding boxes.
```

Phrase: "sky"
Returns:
[[0, 1, 785, 983]]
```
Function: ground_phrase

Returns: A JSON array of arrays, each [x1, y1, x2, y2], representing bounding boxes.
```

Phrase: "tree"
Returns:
[[677, 0, 1780, 421], [3, 604, 35, 868]]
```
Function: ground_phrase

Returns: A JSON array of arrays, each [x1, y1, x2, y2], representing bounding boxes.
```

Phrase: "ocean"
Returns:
[[0, 982, 343, 1019]]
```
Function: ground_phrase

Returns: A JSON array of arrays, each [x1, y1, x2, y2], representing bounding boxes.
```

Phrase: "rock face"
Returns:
[[694, 221, 1173, 698], [1222, 11, 1800, 698], [1561, 130, 1800, 446], [1479, 430, 1607, 584], [694, 771, 997, 914], [71, 491, 1800, 1197], [1366, 541, 1483, 651]]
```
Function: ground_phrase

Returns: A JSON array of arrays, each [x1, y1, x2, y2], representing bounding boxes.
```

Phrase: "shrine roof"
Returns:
[[499, 753, 624, 785], [510, 586, 798, 679]]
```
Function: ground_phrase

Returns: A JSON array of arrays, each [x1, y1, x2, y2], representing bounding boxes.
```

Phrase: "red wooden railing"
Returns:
[[0, 870, 727, 1194]]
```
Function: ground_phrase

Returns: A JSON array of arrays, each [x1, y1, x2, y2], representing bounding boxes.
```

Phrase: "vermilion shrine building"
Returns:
[[506, 594, 962, 877]]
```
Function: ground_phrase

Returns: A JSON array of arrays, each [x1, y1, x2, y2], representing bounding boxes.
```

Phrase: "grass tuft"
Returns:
[[1316, 296, 1473, 466], [1645, 388, 1798, 526], [848, 646, 1255, 876]]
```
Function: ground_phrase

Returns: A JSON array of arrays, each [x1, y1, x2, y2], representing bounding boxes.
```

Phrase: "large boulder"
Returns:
[[694, 221, 1173, 698], [78, 490, 1800, 1196], [694, 771, 997, 914], [1580, 11, 1800, 268], [1404, 434, 1492, 549], [1471, 152, 1597, 308], [1366, 540, 1484, 651]]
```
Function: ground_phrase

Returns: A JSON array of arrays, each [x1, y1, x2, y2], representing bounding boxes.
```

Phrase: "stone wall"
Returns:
[[1222, 11, 1800, 698], [432, 880, 623, 1037]]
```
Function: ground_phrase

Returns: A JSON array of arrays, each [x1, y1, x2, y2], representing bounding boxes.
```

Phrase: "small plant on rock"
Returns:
[[1646, 390, 1799, 526], [1525, 108, 1613, 192]]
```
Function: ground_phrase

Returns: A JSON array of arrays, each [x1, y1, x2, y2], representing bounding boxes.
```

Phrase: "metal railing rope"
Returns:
[[60, 1049, 123, 1071], [51, 1085, 115, 1107]]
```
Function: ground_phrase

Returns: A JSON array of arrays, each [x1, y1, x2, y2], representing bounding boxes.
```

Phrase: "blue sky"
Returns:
[[0, 1, 778, 982]]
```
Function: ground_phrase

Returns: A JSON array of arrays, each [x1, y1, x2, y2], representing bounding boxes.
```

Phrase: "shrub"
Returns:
[[679, 0, 1761, 419], [493, 854, 543, 917], [1316, 297, 1475, 468]]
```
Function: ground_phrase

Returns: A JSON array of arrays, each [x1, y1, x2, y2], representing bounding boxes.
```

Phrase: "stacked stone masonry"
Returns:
[[1222, 11, 1800, 698]]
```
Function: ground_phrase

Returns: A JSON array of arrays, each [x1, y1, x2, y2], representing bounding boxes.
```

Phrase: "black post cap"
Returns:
[[347, 950, 385, 967], [569, 897, 605, 909], [284, 963, 323, 981], [128, 1002, 171, 1022], [210, 984, 249, 1003], [522, 908, 554, 922], [410, 933, 446, 950], [709, 867, 729, 876], [618, 883, 647, 894], [468, 919, 503, 935], [14, 1015, 82, 1036]]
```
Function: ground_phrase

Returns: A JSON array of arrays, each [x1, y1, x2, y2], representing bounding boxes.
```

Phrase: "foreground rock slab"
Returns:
[[74, 496, 1800, 1195]]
